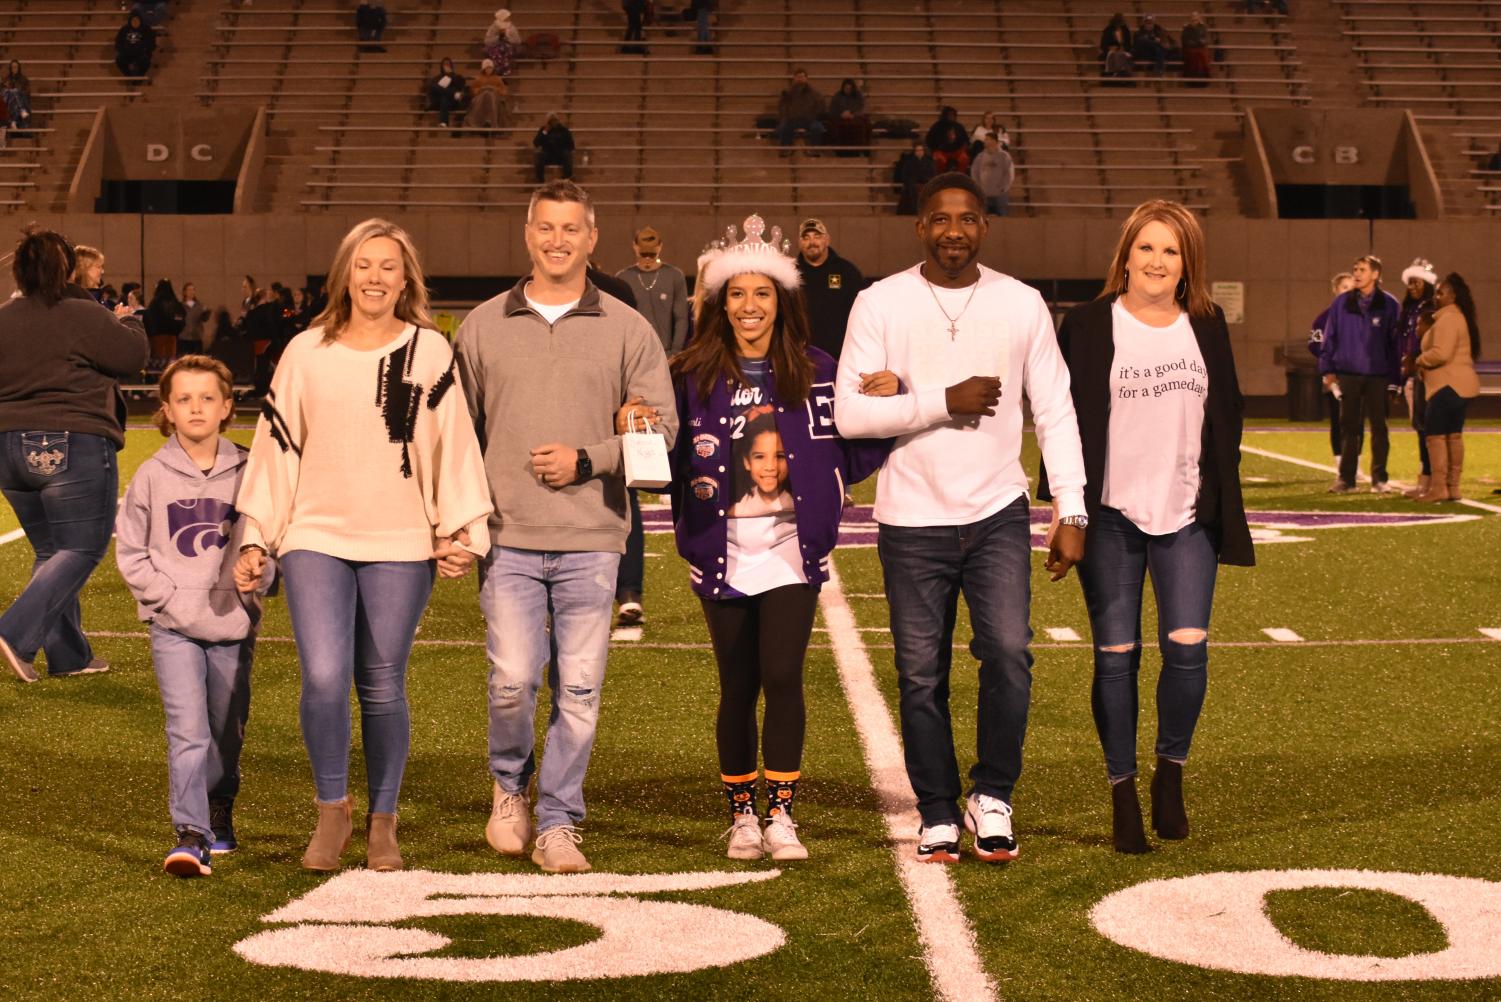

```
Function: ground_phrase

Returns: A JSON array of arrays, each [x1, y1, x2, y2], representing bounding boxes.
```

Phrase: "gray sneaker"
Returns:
[[485, 782, 531, 857], [1327, 480, 1354, 494], [532, 826, 590, 873], [0, 636, 37, 684]]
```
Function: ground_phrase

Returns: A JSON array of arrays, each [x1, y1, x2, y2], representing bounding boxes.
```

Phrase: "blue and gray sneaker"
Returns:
[[209, 799, 237, 854], [163, 830, 212, 877]]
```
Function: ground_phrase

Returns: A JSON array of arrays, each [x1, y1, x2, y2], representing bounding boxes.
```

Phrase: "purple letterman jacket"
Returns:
[[669, 347, 891, 599]]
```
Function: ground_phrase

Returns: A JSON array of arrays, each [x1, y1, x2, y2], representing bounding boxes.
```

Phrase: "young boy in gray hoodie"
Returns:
[[115, 356, 269, 877]]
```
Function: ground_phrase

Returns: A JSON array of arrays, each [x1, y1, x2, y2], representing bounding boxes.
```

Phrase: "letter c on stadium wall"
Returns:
[[233, 869, 787, 982], [1091, 869, 1501, 981]]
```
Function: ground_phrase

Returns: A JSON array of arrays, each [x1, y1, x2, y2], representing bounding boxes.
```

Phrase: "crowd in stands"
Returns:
[[1098, 12, 1222, 84], [617, 1, 719, 55], [2, 61, 31, 135]]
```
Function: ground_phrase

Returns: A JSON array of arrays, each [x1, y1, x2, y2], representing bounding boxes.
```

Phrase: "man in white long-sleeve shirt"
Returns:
[[834, 173, 1088, 864]]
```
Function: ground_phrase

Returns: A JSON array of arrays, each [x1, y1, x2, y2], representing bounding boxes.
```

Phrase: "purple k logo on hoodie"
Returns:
[[167, 498, 238, 558]]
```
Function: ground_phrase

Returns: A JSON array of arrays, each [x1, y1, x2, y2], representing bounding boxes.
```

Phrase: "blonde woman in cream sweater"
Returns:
[[234, 219, 492, 873]]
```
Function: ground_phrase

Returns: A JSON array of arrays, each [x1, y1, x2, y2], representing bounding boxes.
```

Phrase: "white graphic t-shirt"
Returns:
[[1103, 301, 1207, 535], [725, 358, 805, 595]]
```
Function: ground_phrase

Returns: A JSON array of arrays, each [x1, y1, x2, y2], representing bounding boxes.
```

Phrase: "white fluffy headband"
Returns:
[[697, 214, 802, 297]]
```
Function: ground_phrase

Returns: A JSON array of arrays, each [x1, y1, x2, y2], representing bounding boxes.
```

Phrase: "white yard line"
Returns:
[[818, 563, 999, 1002], [1045, 627, 1082, 642], [1261, 628, 1305, 643], [0, 528, 23, 545], [1240, 444, 1501, 516], [1480, 628, 1501, 641]]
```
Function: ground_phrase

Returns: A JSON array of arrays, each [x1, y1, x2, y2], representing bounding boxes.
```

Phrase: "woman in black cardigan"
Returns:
[[1040, 200, 1253, 854]]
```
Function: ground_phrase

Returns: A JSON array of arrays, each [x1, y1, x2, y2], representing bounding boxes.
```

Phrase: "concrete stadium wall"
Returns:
[[3, 212, 1496, 397]]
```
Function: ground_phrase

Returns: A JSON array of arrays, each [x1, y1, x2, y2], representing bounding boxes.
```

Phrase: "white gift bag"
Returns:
[[622, 409, 671, 490]]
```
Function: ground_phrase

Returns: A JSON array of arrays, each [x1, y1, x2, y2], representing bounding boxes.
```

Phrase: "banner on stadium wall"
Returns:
[[1252, 109, 1408, 186], [101, 107, 260, 182]]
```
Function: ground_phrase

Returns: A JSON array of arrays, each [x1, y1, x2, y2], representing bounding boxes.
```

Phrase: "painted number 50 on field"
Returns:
[[234, 869, 786, 982]]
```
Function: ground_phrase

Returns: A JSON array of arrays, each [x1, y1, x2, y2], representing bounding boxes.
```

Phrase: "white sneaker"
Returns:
[[964, 793, 1019, 862], [485, 782, 531, 856], [723, 813, 763, 860], [916, 822, 960, 863], [761, 811, 808, 861]]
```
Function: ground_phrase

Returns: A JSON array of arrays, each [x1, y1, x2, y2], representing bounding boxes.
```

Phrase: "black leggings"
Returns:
[[700, 584, 818, 776]]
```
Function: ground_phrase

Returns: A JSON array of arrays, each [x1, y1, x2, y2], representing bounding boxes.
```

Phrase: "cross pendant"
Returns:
[[947, 321, 959, 340]]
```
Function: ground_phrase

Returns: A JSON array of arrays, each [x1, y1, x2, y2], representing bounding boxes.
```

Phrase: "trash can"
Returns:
[[1286, 367, 1323, 422]]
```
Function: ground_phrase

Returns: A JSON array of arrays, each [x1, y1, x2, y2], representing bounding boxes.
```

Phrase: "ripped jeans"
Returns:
[[479, 545, 620, 833], [1076, 507, 1218, 782]]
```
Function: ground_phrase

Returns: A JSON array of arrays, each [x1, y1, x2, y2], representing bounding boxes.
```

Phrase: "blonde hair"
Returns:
[[1330, 271, 1354, 293], [1099, 199, 1216, 319], [311, 218, 433, 342], [156, 355, 235, 437], [71, 245, 103, 286]]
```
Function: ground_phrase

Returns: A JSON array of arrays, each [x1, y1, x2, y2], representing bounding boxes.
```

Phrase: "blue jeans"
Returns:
[[280, 550, 434, 814], [151, 625, 253, 837], [0, 430, 117, 671], [616, 489, 644, 601], [776, 117, 826, 147], [877, 496, 1034, 826], [480, 545, 619, 833], [986, 193, 1010, 217], [697, 7, 712, 43], [1077, 507, 1218, 781]]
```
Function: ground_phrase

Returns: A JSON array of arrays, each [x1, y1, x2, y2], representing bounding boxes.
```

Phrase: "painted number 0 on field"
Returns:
[[233, 869, 786, 982]]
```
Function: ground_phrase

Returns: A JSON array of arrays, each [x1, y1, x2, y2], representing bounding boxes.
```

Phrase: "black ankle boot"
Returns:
[[1150, 758, 1189, 839], [1111, 777, 1150, 854]]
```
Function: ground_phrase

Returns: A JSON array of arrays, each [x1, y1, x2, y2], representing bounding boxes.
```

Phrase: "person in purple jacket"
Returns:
[[1307, 271, 1355, 460], [662, 214, 890, 862], [1316, 255, 1403, 493]]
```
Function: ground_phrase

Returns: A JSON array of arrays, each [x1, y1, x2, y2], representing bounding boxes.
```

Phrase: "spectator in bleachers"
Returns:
[[532, 113, 575, 182], [893, 142, 934, 215], [131, 1, 171, 30], [776, 70, 826, 156], [1484, 144, 1501, 173], [1245, 0, 1289, 14], [621, 0, 649, 55], [693, 0, 717, 55], [180, 282, 209, 357], [484, 8, 522, 77], [1132, 15, 1177, 76], [924, 106, 969, 174], [71, 245, 106, 304], [100, 284, 120, 310], [145, 279, 187, 370], [122, 282, 146, 317], [114, 12, 157, 79], [427, 58, 468, 129], [2, 62, 31, 132], [971, 134, 1014, 218], [1180, 13, 1212, 85], [828, 79, 870, 156], [467, 59, 510, 132], [356, 2, 388, 53], [969, 111, 1008, 156], [1102, 43, 1134, 85], [1099, 13, 1132, 61]]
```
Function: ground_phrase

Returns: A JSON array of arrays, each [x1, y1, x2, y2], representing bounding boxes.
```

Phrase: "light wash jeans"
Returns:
[[480, 545, 619, 833], [280, 550, 434, 814], [151, 624, 253, 837]]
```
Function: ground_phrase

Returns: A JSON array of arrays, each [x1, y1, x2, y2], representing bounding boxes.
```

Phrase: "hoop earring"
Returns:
[[1176, 278, 1188, 301]]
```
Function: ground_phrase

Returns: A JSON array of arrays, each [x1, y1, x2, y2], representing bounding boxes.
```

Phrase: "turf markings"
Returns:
[[818, 562, 999, 1002], [1240, 444, 1501, 516]]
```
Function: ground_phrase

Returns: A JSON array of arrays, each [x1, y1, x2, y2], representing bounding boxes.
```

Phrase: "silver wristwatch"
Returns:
[[1057, 515, 1089, 530]]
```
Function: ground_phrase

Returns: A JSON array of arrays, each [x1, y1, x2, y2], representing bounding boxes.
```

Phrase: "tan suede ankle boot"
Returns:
[[367, 812, 403, 872], [301, 795, 353, 872]]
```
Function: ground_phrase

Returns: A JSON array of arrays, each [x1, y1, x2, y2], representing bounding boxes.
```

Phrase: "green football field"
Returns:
[[1, 423, 1498, 1001]]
